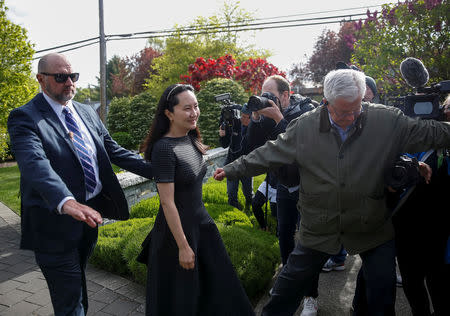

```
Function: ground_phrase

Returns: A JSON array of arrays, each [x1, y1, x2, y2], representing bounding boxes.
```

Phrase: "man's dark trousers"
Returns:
[[34, 195, 103, 316], [276, 185, 300, 265], [262, 240, 396, 316]]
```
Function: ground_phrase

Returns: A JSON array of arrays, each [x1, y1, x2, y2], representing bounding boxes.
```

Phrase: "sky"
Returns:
[[7, 0, 389, 88]]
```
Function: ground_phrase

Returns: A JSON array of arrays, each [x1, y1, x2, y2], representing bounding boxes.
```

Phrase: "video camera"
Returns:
[[392, 57, 450, 120], [247, 92, 280, 112], [215, 93, 242, 128]]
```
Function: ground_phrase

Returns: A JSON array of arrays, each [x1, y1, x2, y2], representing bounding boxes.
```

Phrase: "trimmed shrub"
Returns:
[[217, 210, 252, 227], [89, 218, 153, 275], [196, 78, 248, 147], [204, 202, 235, 220], [111, 132, 134, 150], [122, 220, 154, 283], [92, 218, 278, 300], [130, 195, 160, 219], [202, 177, 229, 204], [107, 92, 157, 150], [219, 224, 279, 299]]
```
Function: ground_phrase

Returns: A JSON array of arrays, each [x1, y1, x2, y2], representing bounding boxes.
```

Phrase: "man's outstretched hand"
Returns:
[[62, 199, 103, 228], [213, 168, 226, 181]]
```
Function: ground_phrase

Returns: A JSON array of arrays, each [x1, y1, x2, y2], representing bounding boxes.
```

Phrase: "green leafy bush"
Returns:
[[204, 202, 235, 220], [218, 224, 279, 299], [90, 173, 280, 300], [130, 195, 160, 218], [111, 132, 134, 149], [89, 218, 153, 275], [217, 210, 252, 227], [196, 78, 248, 147], [107, 92, 157, 150]]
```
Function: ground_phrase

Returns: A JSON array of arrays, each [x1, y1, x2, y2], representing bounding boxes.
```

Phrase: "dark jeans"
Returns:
[[252, 190, 277, 229], [34, 195, 102, 316], [276, 185, 299, 265], [227, 177, 253, 210], [330, 246, 348, 264], [352, 239, 396, 316], [262, 240, 396, 316], [35, 224, 98, 316]]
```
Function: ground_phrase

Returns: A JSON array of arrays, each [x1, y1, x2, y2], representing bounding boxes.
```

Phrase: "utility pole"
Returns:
[[99, 0, 107, 123]]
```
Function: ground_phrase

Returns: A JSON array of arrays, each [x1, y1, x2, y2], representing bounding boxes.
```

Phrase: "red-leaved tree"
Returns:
[[235, 58, 286, 94], [181, 54, 286, 93]]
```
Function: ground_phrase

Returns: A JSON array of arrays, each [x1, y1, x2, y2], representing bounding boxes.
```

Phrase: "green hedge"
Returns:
[[196, 78, 249, 147], [89, 175, 279, 300], [90, 218, 278, 301]]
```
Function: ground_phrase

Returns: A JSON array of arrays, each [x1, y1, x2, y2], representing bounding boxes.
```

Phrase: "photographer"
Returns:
[[219, 104, 253, 210], [390, 94, 450, 316], [247, 75, 315, 266]]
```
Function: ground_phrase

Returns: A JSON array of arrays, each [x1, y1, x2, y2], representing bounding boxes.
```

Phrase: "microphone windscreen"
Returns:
[[400, 57, 429, 88]]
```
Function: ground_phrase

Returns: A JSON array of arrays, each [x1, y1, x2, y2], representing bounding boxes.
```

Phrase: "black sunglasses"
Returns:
[[40, 72, 80, 83]]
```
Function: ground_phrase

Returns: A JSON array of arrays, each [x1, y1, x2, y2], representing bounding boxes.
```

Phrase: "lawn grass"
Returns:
[[0, 164, 120, 216], [0, 165, 21, 214]]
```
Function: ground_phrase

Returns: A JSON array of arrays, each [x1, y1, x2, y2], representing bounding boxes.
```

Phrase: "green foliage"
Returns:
[[219, 224, 279, 299], [0, 0, 38, 159], [107, 91, 157, 149], [107, 96, 132, 135], [144, 2, 269, 97], [202, 175, 229, 204], [204, 202, 235, 219], [122, 221, 152, 283], [130, 195, 160, 218], [89, 173, 280, 299], [89, 218, 154, 276], [111, 132, 133, 149], [73, 85, 100, 103], [0, 165, 20, 214], [352, 0, 449, 97], [90, 217, 278, 300], [196, 78, 248, 147], [217, 210, 252, 227]]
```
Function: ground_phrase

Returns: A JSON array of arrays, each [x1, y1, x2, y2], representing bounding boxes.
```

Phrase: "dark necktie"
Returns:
[[63, 107, 97, 193]]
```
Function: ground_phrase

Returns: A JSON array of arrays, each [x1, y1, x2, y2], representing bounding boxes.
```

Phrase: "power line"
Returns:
[[33, 6, 379, 58]]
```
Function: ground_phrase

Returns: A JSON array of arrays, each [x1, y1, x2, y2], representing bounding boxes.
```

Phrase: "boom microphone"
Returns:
[[400, 57, 429, 88]]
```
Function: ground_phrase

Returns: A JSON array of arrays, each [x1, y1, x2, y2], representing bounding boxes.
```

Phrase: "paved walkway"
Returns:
[[0, 201, 411, 316], [0, 202, 145, 316]]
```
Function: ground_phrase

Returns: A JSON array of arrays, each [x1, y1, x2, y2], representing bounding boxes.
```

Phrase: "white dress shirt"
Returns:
[[43, 93, 103, 213]]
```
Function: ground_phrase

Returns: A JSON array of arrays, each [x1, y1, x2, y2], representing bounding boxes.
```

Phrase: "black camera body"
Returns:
[[215, 93, 242, 127], [247, 92, 280, 112], [385, 155, 421, 191], [392, 80, 450, 120]]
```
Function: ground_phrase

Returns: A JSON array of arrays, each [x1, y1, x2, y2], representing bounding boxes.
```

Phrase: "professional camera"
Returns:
[[215, 93, 242, 127], [392, 81, 450, 120], [385, 155, 421, 191], [392, 57, 450, 120], [247, 92, 280, 112]]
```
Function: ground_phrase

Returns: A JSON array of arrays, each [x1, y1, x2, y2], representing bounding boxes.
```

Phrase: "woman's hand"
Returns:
[[179, 245, 195, 270]]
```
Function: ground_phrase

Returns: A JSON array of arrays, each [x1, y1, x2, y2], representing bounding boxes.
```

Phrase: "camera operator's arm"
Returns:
[[219, 124, 231, 148], [257, 101, 289, 140]]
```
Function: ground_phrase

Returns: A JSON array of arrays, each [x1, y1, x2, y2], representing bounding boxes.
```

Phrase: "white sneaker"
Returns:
[[300, 296, 318, 316]]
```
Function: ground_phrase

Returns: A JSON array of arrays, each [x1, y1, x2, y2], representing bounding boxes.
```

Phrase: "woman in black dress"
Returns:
[[140, 84, 255, 316]]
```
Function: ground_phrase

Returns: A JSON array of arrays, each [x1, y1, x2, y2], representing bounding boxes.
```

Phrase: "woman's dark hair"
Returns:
[[140, 84, 207, 160]]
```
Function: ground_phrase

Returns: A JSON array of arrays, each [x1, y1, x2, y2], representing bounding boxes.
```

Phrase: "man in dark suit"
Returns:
[[7, 53, 152, 316]]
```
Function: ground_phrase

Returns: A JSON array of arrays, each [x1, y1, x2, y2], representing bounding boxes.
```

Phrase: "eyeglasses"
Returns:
[[40, 72, 79, 83], [328, 104, 363, 119]]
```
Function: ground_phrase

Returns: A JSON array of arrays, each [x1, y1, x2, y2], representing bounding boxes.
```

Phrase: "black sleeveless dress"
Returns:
[[145, 136, 255, 316]]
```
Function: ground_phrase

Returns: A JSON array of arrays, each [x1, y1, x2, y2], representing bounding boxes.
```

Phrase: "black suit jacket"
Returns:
[[7, 93, 152, 253]]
